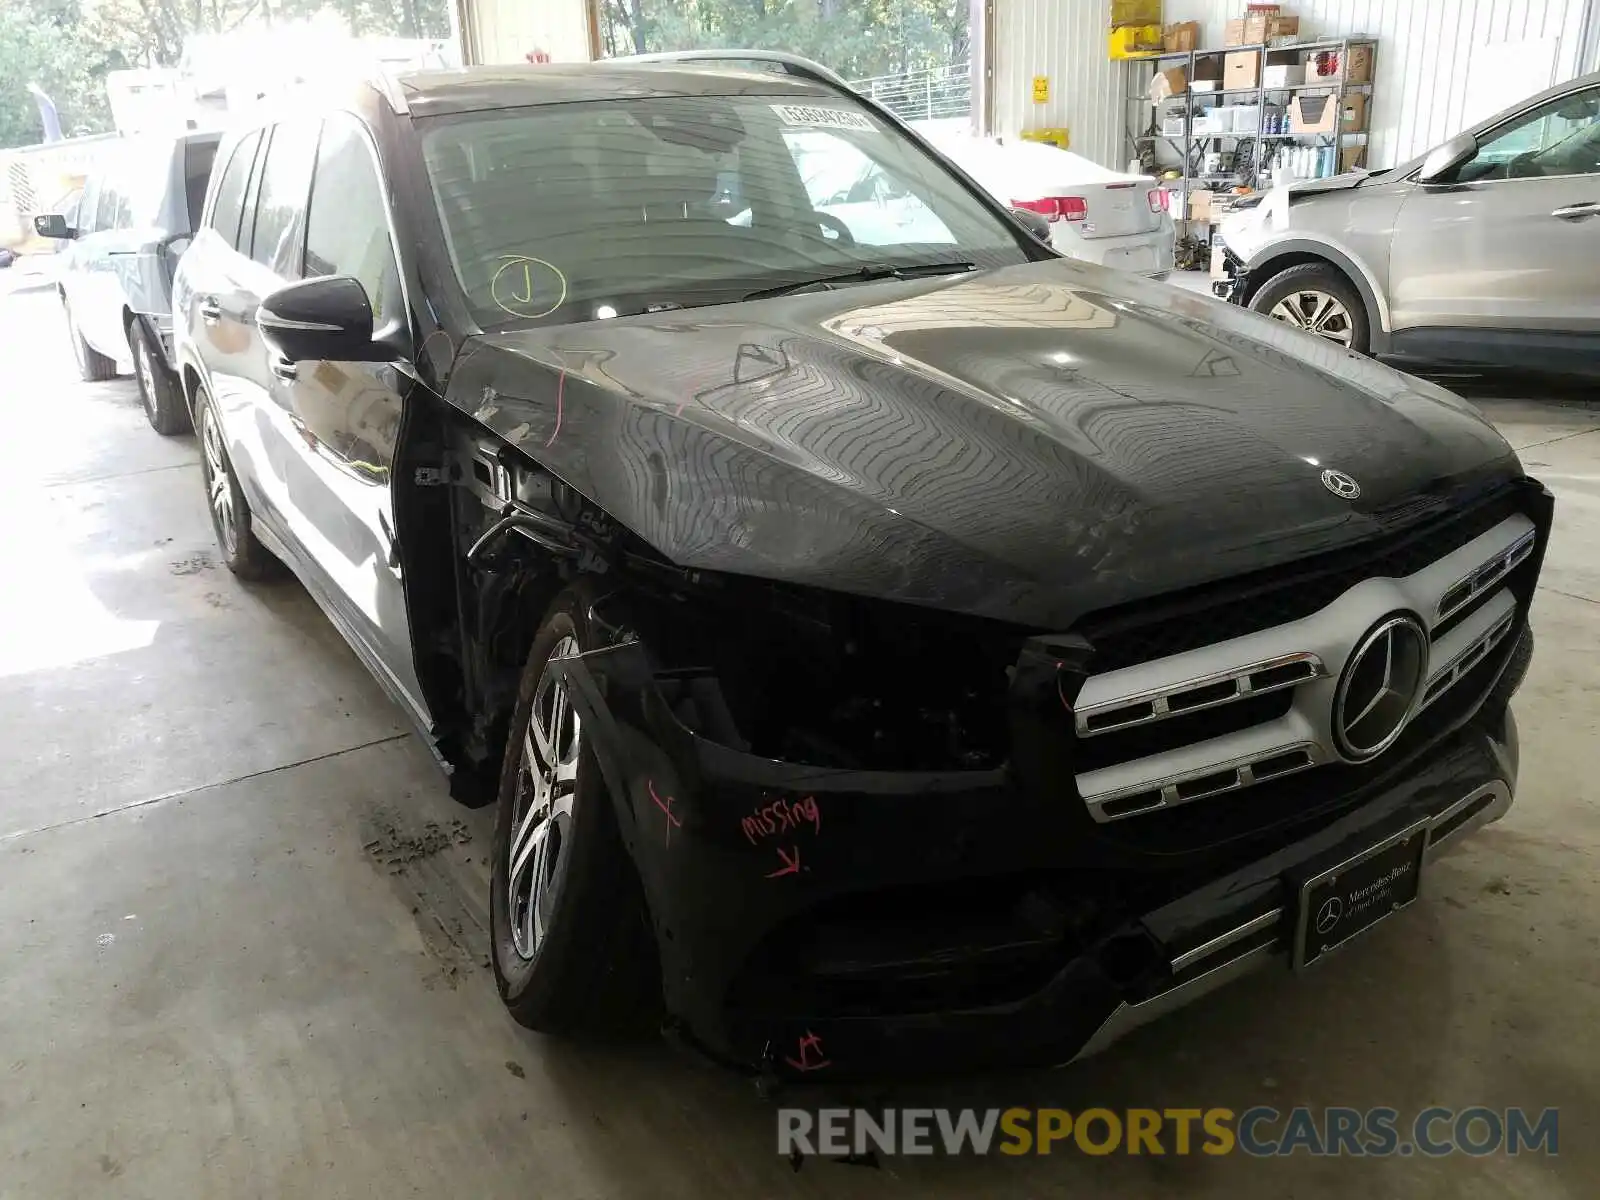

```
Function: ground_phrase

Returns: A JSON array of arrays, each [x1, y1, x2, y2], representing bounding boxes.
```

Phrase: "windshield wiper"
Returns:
[[744, 261, 976, 301]]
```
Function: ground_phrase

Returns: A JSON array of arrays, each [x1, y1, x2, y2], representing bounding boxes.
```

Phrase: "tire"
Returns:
[[65, 299, 117, 382], [1249, 262, 1371, 355], [195, 386, 277, 580], [131, 320, 191, 436], [490, 585, 659, 1036]]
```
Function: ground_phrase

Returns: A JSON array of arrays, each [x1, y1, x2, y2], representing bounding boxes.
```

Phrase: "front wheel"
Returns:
[[1248, 263, 1370, 355], [490, 586, 659, 1035]]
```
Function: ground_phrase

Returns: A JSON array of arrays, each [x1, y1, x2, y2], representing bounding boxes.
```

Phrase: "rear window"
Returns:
[[419, 92, 1028, 326], [183, 138, 221, 232]]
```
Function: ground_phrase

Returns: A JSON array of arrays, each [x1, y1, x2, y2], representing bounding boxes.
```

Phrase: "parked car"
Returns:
[[34, 130, 221, 432], [173, 55, 1549, 1080], [1214, 69, 1600, 374], [927, 133, 1176, 273]]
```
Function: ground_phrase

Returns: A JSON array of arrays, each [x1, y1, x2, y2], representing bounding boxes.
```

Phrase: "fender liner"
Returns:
[[1245, 238, 1392, 355]]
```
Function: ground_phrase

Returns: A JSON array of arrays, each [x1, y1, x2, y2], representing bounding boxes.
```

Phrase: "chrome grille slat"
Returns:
[[1437, 528, 1536, 624], [1075, 652, 1324, 737], [1075, 514, 1534, 824]]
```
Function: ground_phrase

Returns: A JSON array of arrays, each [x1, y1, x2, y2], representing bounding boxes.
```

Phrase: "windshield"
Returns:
[[419, 92, 1032, 326]]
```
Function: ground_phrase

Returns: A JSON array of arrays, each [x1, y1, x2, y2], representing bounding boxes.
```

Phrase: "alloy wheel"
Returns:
[[1268, 290, 1355, 347], [507, 634, 583, 960], [199, 404, 237, 555]]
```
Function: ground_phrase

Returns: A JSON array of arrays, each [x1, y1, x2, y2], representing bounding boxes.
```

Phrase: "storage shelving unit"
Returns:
[[1120, 36, 1378, 253]]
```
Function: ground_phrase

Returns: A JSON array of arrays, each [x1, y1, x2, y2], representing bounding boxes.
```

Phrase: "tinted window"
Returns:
[[419, 94, 1027, 326], [1462, 88, 1600, 181], [249, 119, 319, 276], [304, 114, 400, 323], [95, 178, 119, 232], [183, 138, 221, 231], [209, 130, 260, 250], [76, 178, 100, 234]]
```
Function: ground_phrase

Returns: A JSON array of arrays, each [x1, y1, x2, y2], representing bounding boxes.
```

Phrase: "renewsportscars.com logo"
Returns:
[[777, 1106, 1560, 1158]]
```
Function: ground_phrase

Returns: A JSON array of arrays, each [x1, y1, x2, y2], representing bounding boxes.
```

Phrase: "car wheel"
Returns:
[[131, 321, 191, 436], [196, 387, 277, 580], [65, 300, 117, 382], [1249, 263, 1370, 354], [490, 586, 659, 1035]]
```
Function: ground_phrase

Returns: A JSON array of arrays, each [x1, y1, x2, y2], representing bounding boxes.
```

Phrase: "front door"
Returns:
[[1390, 82, 1600, 351], [264, 113, 428, 724]]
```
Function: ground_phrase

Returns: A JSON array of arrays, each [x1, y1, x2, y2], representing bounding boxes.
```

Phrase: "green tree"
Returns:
[[0, 0, 113, 147], [597, 0, 968, 81]]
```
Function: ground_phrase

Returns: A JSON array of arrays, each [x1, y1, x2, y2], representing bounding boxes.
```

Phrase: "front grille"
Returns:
[[1082, 485, 1524, 673], [1064, 483, 1546, 837], [1092, 629, 1519, 857]]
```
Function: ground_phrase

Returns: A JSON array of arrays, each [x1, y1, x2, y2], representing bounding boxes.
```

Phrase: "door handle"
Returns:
[[198, 297, 221, 325], [1550, 202, 1600, 220], [269, 356, 298, 383]]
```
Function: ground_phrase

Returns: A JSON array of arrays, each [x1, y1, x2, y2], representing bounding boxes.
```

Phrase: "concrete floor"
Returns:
[[1, 279, 1596, 1199]]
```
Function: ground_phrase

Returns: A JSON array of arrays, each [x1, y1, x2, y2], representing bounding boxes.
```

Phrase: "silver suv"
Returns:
[[1215, 69, 1600, 375]]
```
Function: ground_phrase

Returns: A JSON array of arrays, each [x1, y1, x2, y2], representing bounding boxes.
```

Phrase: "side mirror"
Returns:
[[1010, 206, 1053, 243], [257, 275, 390, 365], [33, 212, 73, 239], [1418, 132, 1478, 184]]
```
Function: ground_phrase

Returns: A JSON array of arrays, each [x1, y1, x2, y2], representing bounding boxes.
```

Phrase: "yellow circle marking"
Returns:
[[490, 255, 569, 320]]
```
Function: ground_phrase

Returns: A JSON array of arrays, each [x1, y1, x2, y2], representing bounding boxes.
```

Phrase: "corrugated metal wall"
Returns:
[[992, 0, 1595, 169]]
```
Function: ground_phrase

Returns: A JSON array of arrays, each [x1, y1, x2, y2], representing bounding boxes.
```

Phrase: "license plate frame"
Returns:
[[1292, 817, 1430, 970]]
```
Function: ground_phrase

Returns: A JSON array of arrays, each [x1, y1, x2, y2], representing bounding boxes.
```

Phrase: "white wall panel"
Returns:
[[991, 0, 1594, 170], [463, 0, 594, 65], [992, 0, 1125, 165]]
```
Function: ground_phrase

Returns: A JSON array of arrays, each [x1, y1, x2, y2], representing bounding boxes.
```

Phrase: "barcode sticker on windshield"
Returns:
[[771, 104, 875, 132]]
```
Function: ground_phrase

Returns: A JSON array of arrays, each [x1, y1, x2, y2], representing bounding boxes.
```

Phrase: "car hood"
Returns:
[[444, 260, 1519, 629]]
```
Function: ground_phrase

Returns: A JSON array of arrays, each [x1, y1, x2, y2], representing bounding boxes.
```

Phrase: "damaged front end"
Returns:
[[544, 582, 1213, 1080]]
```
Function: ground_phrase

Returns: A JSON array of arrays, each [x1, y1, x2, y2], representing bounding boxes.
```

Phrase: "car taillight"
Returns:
[[1011, 195, 1090, 222], [1148, 188, 1166, 213]]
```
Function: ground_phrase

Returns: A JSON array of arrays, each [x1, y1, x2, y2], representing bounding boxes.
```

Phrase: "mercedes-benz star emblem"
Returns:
[[1334, 615, 1429, 761], [1321, 468, 1361, 499], [1315, 896, 1343, 935]]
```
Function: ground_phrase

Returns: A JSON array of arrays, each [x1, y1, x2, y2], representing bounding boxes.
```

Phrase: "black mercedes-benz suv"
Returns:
[[171, 53, 1551, 1081]]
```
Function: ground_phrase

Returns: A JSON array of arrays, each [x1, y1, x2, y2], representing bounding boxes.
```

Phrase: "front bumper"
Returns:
[[1210, 244, 1250, 303], [556, 617, 1526, 1081]]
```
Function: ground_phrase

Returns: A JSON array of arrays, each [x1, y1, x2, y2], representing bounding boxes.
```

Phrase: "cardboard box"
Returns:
[[1111, 0, 1162, 26], [1341, 92, 1369, 130], [1109, 24, 1163, 59], [1341, 43, 1374, 83], [1148, 65, 1188, 102], [1251, 14, 1300, 42], [1287, 92, 1368, 134], [1228, 12, 1300, 45], [1181, 188, 1214, 222], [1224, 50, 1260, 90], [1340, 145, 1367, 173], [1163, 20, 1199, 52], [1288, 93, 1337, 134], [1262, 63, 1304, 88]]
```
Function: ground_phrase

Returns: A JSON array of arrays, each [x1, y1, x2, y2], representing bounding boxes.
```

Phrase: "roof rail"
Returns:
[[609, 50, 850, 91]]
